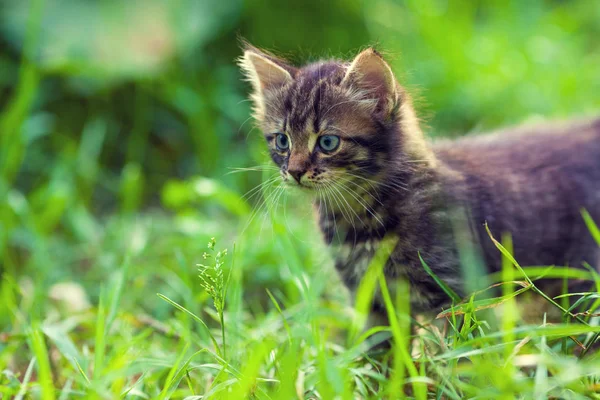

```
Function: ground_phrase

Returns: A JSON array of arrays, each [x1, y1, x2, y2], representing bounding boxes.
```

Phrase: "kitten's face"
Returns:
[[240, 46, 402, 192]]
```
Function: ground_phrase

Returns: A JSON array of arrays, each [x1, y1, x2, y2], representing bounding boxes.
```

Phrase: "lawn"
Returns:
[[1, 1, 600, 398]]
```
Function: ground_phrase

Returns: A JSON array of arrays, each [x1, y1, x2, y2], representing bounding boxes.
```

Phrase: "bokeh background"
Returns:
[[1, 0, 599, 372]]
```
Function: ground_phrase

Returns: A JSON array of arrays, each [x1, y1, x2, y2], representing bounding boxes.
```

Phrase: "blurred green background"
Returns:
[[1, 0, 600, 327], [1, 1, 600, 395]]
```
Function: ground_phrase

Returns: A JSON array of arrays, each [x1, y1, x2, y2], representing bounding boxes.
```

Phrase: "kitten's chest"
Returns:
[[317, 209, 385, 289], [328, 240, 377, 290], [326, 238, 445, 313]]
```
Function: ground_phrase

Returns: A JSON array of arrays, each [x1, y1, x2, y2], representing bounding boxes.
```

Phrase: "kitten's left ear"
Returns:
[[342, 48, 399, 116], [240, 49, 295, 91], [238, 43, 297, 120]]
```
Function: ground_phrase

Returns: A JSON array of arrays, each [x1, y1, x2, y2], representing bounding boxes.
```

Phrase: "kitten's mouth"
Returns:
[[285, 179, 315, 190], [295, 182, 313, 190]]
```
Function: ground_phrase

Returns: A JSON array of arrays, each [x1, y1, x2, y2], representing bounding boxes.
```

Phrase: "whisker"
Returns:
[[263, 183, 287, 236], [238, 115, 255, 135], [341, 170, 409, 192], [324, 181, 358, 246], [241, 180, 285, 236], [323, 183, 349, 244], [282, 187, 307, 243], [335, 176, 384, 207], [335, 181, 385, 229], [240, 176, 280, 202], [258, 182, 286, 237], [323, 186, 340, 244], [327, 180, 363, 227], [226, 165, 280, 175]]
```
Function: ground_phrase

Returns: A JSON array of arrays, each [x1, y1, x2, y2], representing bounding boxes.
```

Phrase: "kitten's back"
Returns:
[[433, 117, 600, 170], [432, 117, 600, 273]]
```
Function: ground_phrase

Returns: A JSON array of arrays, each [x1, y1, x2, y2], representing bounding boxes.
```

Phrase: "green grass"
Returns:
[[2, 186, 600, 398], [2, 0, 600, 398]]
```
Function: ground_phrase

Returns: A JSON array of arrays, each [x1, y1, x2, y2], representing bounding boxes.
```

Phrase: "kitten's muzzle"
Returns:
[[288, 168, 305, 184]]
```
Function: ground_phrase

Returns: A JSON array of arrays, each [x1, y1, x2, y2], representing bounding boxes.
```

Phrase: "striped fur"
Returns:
[[239, 44, 600, 318]]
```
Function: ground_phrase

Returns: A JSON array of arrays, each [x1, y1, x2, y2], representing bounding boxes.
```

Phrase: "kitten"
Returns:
[[238, 43, 600, 320]]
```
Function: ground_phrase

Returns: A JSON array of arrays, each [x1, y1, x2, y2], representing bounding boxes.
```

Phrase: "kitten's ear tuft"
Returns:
[[239, 45, 295, 92], [342, 48, 399, 116], [238, 44, 296, 120]]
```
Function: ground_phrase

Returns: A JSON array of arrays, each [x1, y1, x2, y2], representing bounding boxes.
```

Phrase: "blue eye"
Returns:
[[319, 135, 340, 153], [275, 133, 289, 151]]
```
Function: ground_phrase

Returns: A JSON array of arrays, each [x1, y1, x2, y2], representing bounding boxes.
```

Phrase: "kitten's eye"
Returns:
[[318, 135, 340, 153], [275, 133, 289, 151]]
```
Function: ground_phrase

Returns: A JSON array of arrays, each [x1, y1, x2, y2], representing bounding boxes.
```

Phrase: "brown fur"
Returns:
[[239, 44, 600, 320], [436, 119, 600, 281]]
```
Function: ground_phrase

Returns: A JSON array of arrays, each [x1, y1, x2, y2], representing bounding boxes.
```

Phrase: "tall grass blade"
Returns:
[[158, 342, 190, 400], [349, 235, 398, 344], [93, 289, 107, 382], [419, 252, 461, 303], [581, 209, 600, 247], [28, 325, 56, 400], [157, 293, 221, 357], [378, 273, 425, 400], [14, 357, 36, 400]]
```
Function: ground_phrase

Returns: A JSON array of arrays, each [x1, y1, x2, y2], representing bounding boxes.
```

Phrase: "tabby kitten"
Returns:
[[239, 43, 600, 319]]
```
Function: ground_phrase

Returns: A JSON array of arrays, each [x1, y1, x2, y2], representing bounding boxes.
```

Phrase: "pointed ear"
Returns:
[[342, 48, 399, 116], [238, 44, 296, 120], [240, 50, 294, 90]]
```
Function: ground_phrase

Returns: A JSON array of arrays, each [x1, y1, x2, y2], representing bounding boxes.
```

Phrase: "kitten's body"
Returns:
[[326, 119, 600, 313], [436, 120, 600, 278], [239, 45, 600, 317]]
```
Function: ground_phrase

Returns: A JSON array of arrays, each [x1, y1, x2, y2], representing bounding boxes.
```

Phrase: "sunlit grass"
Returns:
[[1, 0, 600, 398], [2, 187, 600, 398]]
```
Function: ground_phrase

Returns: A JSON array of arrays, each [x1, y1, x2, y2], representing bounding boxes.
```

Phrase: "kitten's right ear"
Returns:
[[342, 48, 399, 117], [238, 44, 296, 118]]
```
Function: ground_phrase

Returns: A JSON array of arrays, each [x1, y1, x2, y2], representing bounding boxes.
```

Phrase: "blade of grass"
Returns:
[[581, 209, 600, 247], [395, 278, 412, 398], [157, 342, 190, 400], [580, 262, 600, 353], [28, 325, 56, 400], [500, 233, 517, 361], [14, 356, 36, 400], [0, 0, 44, 183], [487, 266, 594, 283], [437, 285, 530, 318], [42, 323, 85, 379], [485, 224, 589, 325], [94, 289, 107, 382], [378, 273, 425, 400], [157, 293, 221, 357], [419, 252, 461, 303], [228, 341, 273, 400], [266, 288, 292, 343], [74, 358, 91, 386], [106, 254, 131, 334], [221, 242, 235, 360], [582, 262, 600, 317], [534, 315, 549, 399], [349, 234, 398, 344], [57, 379, 73, 400]]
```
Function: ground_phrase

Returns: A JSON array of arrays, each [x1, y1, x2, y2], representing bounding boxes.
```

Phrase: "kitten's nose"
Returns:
[[288, 169, 304, 183]]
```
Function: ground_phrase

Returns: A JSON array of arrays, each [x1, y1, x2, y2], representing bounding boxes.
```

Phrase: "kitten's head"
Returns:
[[239, 44, 425, 191]]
